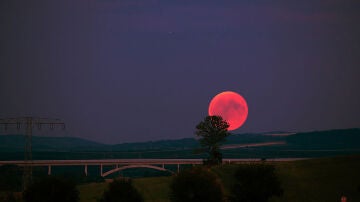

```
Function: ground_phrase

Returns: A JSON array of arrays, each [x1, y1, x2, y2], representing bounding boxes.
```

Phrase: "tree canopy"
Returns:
[[100, 178, 143, 202], [23, 176, 79, 202], [0, 164, 22, 192], [195, 115, 230, 165], [170, 167, 224, 202], [230, 164, 283, 202]]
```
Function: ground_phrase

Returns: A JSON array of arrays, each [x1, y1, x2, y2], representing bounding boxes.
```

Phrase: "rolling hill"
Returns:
[[0, 128, 359, 160]]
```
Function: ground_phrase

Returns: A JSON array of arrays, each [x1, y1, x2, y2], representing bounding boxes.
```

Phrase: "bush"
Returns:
[[230, 164, 283, 202], [6, 193, 16, 202], [0, 192, 17, 202], [100, 178, 143, 202], [23, 176, 79, 202], [0, 165, 22, 192], [170, 167, 224, 202]]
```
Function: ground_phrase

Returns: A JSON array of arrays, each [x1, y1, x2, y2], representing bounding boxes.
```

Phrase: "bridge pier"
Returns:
[[48, 165, 51, 175], [84, 165, 88, 176], [100, 164, 103, 177], [177, 164, 179, 173]]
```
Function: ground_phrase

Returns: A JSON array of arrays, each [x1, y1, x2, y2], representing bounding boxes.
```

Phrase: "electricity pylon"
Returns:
[[0, 117, 65, 190]]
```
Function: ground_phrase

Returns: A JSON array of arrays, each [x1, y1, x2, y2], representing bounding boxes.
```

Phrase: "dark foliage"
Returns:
[[230, 164, 283, 202], [0, 165, 22, 191], [0, 192, 17, 202], [195, 116, 230, 165], [100, 178, 143, 202], [170, 167, 224, 202], [23, 176, 79, 202]]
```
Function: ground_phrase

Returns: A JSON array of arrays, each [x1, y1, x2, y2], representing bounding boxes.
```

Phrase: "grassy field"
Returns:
[[78, 182, 108, 202], [77, 177, 172, 202], [78, 155, 360, 202], [272, 156, 360, 202]]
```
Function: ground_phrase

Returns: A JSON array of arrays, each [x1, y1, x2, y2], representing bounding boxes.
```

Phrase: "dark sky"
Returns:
[[1, 0, 359, 144]]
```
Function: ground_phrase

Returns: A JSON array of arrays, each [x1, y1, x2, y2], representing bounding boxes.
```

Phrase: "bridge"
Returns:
[[0, 158, 308, 177]]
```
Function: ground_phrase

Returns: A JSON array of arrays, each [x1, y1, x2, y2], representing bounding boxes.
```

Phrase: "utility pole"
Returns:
[[0, 117, 65, 190]]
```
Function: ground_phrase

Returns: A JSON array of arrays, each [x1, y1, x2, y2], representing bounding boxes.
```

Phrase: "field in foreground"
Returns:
[[78, 155, 360, 202]]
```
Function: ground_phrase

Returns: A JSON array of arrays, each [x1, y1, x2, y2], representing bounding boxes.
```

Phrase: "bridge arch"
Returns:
[[102, 164, 175, 177]]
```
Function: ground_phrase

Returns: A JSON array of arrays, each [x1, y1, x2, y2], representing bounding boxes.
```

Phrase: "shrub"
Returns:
[[230, 164, 283, 202], [0, 165, 22, 192], [170, 167, 224, 202], [3, 192, 16, 202], [100, 178, 143, 202], [23, 176, 79, 202]]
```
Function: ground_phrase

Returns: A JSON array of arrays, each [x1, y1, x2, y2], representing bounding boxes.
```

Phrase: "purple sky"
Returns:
[[1, 0, 359, 143]]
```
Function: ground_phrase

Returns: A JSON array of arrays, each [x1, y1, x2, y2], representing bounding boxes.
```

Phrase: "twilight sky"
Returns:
[[1, 0, 359, 144]]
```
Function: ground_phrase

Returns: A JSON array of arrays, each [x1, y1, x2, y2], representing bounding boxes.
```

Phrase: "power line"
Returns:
[[0, 117, 65, 190]]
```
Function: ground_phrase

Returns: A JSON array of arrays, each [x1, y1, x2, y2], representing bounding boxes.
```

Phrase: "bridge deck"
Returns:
[[0, 158, 308, 166]]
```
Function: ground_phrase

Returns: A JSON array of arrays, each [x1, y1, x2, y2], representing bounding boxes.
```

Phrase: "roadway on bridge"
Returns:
[[0, 158, 309, 166]]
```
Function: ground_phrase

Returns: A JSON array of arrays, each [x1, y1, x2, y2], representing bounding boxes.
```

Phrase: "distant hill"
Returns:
[[0, 135, 106, 152], [110, 138, 199, 151], [1, 128, 359, 153], [0, 132, 290, 152], [285, 128, 360, 149]]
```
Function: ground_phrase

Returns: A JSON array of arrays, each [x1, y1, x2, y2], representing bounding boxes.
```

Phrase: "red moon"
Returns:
[[208, 91, 248, 131]]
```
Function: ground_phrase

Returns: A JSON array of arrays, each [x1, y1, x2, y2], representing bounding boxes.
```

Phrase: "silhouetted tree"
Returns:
[[1, 192, 16, 202], [100, 178, 143, 202], [0, 165, 22, 192], [170, 167, 224, 202], [195, 115, 230, 165], [23, 176, 79, 202], [230, 164, 283, 202]]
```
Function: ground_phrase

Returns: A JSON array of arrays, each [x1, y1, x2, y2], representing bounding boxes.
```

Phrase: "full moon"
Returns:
[[208, 91, 248, 131]]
